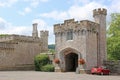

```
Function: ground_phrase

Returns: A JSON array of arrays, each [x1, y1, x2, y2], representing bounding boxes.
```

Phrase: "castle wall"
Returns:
[[0, 40, 42, 70], [0, 43, 16, 70], [86, 31, 98, 70], [0, 28, 48, 70], [14, 41, 41, 65]]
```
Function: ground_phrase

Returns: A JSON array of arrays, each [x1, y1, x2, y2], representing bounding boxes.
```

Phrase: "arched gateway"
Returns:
[[54, 8, 107, 73], [65, 53, 78, 71], [59, 48, 80, 72]]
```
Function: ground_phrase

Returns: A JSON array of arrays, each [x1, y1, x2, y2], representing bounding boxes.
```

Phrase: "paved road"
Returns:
[[0, 71, 119, 80]]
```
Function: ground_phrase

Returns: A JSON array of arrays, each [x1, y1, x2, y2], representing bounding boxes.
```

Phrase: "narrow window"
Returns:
[[67, 29, 73, 40]]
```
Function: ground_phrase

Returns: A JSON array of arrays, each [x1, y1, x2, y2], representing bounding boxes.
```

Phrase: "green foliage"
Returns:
[[107, 13, 120, 60], [0, 34, 8, 37], [48, 44, 55, 49], [49, 49, 55, 54], [108, 13, 120, 37], [34, 54, 49, 71], [41, 64, 54, 72]]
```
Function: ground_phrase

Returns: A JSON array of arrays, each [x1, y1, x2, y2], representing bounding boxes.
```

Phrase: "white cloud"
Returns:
[[24, 0, 49, 8], [18, 7, 32, 16], [109, 0, 120, 13], [73, 0, 90, 5], [18, 0, 49, 16], [68, 2, 107, 20], [39, 2, 107, 21], [0, 17, 31, 35], [40, 11, 68, 21], [32, 19, 47, 30], [32, 19, 53, 34], [0, 0, 18, 7]]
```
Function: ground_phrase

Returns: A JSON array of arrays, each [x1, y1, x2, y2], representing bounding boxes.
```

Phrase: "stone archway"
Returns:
[[65, 53, 78, 72]]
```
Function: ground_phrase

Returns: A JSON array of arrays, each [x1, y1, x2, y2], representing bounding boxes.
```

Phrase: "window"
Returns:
[[67, 29, 73, 40]]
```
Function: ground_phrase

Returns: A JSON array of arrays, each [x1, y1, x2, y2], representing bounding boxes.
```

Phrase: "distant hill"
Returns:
[[48, 44, 55, 50]]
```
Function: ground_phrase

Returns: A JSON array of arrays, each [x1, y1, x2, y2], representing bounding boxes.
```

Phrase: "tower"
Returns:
[[93, 8, 107, 66], [32, 23, 38, 38], [40, 30, 49, 52]]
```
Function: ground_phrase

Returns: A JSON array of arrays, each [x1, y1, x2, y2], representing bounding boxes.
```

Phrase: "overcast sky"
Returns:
[[0, 0, 120, 44]]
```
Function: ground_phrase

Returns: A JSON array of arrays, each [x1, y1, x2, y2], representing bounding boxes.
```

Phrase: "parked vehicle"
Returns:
[[91, 66, 110, 75]]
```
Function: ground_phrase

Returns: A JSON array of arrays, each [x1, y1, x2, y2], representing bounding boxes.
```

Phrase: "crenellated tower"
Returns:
[[93, 8, 107, 66], [32, 23, 38, 38], [40, 30, 49, 52]]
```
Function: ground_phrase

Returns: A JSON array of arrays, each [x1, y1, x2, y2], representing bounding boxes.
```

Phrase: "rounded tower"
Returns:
[[32, 23, 38, 38], [93, 8, 107, 66]]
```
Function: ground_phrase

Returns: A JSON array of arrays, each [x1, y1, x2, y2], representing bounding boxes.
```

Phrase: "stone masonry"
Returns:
[[54, 8, 107, 73], [0, 23, 48, 70]]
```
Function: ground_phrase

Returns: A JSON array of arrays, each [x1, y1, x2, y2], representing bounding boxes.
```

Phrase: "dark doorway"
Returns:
[[65, 53, 78, 72]]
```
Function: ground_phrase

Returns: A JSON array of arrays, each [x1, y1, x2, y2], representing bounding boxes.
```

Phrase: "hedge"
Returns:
[[41, 64, 54, 72], [34, 54, 49, 71]]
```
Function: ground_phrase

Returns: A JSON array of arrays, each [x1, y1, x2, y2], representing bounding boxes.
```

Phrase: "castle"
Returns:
[[54, 8, 107, 73], [0, 23, 48, 70]]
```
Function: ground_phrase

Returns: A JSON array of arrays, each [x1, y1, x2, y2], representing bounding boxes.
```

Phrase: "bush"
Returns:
[[34, 54, 49, 71], [41, 64, 54, 72]]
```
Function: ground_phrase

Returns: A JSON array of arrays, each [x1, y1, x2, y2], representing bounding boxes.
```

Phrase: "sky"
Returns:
[[0, 0, 120, 44]]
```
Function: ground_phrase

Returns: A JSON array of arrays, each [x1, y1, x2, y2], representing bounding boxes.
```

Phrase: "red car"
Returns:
[[91, 66, 110, 75]]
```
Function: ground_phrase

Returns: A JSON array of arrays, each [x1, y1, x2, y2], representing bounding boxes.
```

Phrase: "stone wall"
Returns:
[[86, 31, 98, 70], [0, 41, 42, 70], [104, 60, 120, 74]]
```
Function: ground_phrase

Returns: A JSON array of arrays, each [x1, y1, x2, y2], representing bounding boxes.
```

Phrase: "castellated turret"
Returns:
[[93, 8, 107, 66], [32, 23, 38, 38], [40, 30, 49, 52], [93, 8, 107, 23]]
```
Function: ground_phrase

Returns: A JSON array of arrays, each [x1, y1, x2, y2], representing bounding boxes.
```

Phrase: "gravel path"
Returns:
[[0, 71, 119, 80]]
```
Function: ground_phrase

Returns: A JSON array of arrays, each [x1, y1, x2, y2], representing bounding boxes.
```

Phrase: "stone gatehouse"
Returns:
[[0, 23, 48, 70], [54, 8, 107, 73]]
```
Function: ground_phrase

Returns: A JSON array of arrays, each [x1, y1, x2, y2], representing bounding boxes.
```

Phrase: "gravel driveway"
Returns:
[[0, 71, 119, 80]]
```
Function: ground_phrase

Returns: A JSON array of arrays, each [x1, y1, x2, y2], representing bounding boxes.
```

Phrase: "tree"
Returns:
[[107, 13, 120, 60]]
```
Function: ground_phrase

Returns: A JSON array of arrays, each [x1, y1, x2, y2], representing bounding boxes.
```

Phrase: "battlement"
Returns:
[[0, 34, 41, 43], [54, 19, 99, 34], [40, 30, 49, 37], [93, 8, 107, 17], [0, 35, 14, 42], [64, 19, 74, 24]]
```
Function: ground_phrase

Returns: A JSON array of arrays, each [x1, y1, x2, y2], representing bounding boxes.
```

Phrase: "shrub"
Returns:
[[34, 54, 49, 71], [41, 64, 54, 72]]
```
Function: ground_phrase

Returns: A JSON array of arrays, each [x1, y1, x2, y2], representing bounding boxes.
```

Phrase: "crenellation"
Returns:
[[64, 19, 74, 24], [93, 8, 107, 17], [0, 34, 41, 43], [54, 19, 99, 34]]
